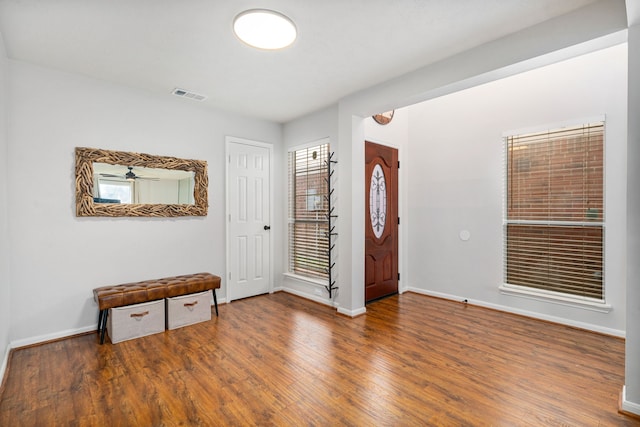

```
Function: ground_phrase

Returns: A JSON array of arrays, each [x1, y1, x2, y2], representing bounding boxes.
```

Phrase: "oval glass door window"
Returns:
[[370, 164, 387, 239]]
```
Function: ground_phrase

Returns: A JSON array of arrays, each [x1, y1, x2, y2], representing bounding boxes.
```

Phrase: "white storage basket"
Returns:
[[166, 290, 212, 330], [107, 299, 165, 343]]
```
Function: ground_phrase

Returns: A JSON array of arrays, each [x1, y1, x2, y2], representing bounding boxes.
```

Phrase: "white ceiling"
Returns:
[[0, 0, 601, 123]]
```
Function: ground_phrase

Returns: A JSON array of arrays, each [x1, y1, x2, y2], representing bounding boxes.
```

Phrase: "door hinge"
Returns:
[[397, 161, 400, 169], [398, 273, 400, 281], [398, 217, 400, 225]]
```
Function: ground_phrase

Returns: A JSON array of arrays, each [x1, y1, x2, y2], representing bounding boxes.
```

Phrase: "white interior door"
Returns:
[[227, 139, 271, 302]]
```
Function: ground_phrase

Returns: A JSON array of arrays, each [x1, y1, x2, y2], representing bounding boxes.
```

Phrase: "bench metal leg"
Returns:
[[99, 309, 108, 344], [212, 289, 219, 316], [97, 309, 104, 333]]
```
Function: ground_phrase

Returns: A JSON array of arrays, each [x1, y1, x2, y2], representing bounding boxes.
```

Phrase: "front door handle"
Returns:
[[264, 225, 271, 230]]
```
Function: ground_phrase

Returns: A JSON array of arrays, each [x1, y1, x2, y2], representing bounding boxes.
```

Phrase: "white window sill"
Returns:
[[283, 272, 327, 287], [499, 284, 612, 313]]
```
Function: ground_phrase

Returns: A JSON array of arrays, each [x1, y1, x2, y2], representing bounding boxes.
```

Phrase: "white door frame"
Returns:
[[225, 136, 275, 302]]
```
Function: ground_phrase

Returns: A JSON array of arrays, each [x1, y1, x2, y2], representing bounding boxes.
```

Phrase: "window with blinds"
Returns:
[[504, 122, 604, 300], [288, 143, 329, 279]]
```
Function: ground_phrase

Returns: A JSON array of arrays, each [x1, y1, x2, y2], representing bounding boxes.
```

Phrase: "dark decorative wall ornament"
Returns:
[[372, 110, 394, 125]]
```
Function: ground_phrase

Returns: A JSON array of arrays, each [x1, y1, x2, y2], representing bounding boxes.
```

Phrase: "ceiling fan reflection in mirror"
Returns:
[[99, 166, 159, 181]]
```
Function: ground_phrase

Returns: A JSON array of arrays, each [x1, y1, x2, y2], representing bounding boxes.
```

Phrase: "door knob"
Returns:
[[264, 225, 271, 230]]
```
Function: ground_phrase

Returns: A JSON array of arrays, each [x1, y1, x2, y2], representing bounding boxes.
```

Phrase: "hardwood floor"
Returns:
[[0, 292, 637, 426]]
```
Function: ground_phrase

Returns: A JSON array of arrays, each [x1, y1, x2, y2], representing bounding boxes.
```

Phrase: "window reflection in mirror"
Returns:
[[92, 163, 195, 205]]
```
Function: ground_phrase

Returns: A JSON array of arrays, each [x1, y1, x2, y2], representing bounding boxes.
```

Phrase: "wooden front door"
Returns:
[[365, 141, 398, 302]]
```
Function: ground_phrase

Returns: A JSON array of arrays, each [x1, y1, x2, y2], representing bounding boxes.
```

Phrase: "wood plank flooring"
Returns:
[[0, 292, 637, 426]]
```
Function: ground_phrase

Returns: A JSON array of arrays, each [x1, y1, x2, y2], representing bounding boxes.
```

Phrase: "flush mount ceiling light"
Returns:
[[233, 9, 297, 50]]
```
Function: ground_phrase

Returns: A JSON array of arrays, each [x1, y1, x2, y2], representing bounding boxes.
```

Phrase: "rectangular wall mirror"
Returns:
[[75, 147, 208, 217]]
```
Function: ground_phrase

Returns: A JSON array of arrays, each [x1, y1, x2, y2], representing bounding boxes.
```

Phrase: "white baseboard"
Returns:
[[273, 286, 366, 316], [281, 287, 336, 308], [211, 297, 226, 305], [337, 306, 366, 317], [407, 287, 625, 338], [10, 325, 97, 349], [622, 386, 640, 416], [270, 286, 371, 316]]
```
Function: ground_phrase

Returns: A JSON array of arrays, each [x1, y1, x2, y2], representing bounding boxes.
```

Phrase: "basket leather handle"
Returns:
[[183, 301, 198, 308], [130, 311, 149, 318]]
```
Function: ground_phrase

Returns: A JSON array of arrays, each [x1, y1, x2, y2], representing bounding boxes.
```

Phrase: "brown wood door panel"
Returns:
[[365, 141, 398, 302], [365, 255, 376, 287]]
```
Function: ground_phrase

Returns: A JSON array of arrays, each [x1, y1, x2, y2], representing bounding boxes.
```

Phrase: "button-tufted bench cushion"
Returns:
[[94, 272, 221, 344]]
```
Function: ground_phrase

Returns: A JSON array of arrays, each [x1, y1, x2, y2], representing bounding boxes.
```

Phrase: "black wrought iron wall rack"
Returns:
[[324, 151, 338, 298]]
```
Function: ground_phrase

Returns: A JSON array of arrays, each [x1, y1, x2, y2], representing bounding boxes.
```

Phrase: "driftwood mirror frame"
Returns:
[[75, 147, 208, 217]]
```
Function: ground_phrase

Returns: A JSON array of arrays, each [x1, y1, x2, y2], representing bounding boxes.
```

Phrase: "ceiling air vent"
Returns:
[[171, 88, 207, 101]]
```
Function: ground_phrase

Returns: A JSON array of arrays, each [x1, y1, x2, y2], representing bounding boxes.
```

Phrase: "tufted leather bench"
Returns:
[[93, 272, 221, 344]]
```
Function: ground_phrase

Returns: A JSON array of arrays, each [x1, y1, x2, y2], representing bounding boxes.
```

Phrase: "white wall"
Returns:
[[624, 21, 640, 414], [364, 108, 409, 293], [364, 109, 409, 149], [405, 44, 627, 335], [335, 1, 628, 317], [0, 31, 11, 381], [7, 60, 282, 345]]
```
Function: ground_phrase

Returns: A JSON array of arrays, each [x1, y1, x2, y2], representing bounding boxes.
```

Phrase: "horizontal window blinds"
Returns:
[[288, 144, 329, 279], [505, 122, 604, 300]]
